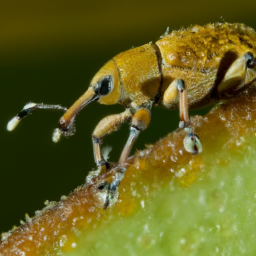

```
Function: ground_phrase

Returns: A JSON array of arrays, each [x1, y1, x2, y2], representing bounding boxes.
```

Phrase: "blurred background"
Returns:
[[1, 0, 256, 233]]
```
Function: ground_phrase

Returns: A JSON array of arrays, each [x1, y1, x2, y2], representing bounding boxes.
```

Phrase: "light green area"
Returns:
[[63, 137, 256, 256]]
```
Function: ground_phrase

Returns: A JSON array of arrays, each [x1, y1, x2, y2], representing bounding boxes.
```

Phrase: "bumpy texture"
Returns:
[[157, 23, 256, 107]]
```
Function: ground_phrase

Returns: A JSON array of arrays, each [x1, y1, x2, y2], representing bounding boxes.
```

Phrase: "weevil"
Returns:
[[7, 23, 256, 168]]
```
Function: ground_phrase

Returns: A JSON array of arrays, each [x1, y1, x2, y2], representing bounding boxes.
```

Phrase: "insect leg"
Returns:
[[119, 108, 151, 165], [92, 109, 132, 167], [218, 52, 256, 95], [7, 103, 67, 132], [163, 79, 202, 154]]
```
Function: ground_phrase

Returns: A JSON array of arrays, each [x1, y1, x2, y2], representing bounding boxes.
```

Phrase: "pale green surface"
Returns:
[[63, 137, 256, 256]]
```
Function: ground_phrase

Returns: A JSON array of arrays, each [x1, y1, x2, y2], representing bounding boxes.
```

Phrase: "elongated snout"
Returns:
[[54, 88, 98, 140]]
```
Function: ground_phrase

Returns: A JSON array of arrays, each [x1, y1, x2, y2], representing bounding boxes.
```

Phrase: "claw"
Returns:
[[97, 160, 110, 170], [183, 133, 202, 154]]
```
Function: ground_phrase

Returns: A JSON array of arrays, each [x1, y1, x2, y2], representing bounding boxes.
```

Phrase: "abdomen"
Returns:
[[156, 23, 256, 109]]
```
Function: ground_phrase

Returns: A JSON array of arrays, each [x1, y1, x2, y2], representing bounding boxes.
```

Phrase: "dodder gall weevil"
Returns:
[[7, 23, 256, 168]]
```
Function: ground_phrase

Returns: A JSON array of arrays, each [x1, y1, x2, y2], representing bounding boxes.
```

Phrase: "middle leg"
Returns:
[[92, 109, 132, 167], [119, 108, 151, 165]]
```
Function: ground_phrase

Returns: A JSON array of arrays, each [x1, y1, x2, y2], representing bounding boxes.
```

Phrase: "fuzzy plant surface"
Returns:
[[1, 91, 256, 256]]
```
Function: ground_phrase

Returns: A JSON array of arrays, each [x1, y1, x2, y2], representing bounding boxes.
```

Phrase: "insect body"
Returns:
[[7, 23, 256, 168]]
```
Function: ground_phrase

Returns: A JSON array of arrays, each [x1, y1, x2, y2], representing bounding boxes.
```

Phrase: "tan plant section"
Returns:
[[1, 91, 256, 255]]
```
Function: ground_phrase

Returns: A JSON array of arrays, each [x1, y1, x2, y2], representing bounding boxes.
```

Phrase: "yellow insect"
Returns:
[[7, 23, 256, 168]]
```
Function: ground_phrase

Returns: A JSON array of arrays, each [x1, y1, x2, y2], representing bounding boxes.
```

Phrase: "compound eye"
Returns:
[[99, 76, 112, 96]]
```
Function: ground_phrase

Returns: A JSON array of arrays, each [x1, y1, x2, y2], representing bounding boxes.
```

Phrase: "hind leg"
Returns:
[[163, 79, 202, 154], [218, 52, 256, 96]]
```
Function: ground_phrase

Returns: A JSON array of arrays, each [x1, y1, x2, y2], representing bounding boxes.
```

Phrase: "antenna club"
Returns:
[[23, 102, 37, 110], [7, 116, 20, 131], [52, 128, 62, 143]]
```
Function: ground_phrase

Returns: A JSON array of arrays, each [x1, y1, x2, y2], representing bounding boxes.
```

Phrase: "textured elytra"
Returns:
[[156, 23, 256, 108], [59, 22, 256, 169]]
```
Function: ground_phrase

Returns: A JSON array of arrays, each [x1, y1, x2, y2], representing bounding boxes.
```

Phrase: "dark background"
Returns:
[[1, 0, 256, 233]]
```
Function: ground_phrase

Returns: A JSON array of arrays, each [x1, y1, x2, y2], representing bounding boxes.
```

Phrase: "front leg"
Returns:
[[92, 109, 132, 167], [119, 108, 151, 165]]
